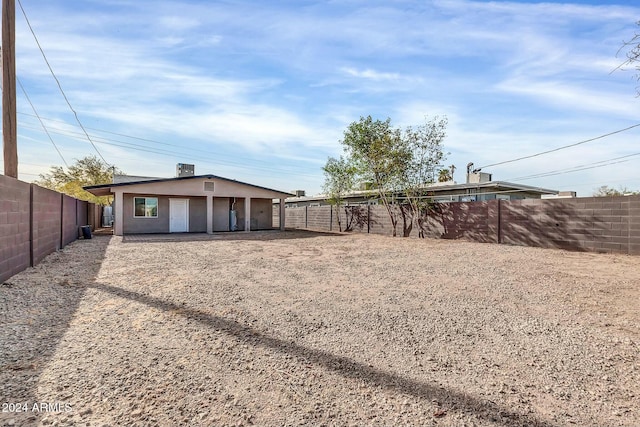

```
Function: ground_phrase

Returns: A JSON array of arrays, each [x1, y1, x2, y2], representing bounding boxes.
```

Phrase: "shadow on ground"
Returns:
[[0, 236, 111, 426], [89, 281, 558, 427]]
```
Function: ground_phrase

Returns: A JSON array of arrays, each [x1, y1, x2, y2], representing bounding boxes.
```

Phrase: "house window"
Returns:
[[134, 197, 158, 217]]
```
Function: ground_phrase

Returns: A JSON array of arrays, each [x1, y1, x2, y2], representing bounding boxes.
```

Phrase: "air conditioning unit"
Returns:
[[176, 163, 195, 177]]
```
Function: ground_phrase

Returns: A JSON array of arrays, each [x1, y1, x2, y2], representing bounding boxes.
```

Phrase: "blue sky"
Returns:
[[4, 0, 639, 196]]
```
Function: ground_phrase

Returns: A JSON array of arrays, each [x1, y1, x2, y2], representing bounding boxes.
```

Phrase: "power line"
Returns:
[[16, 120, 322, 177], [477, 123, 640, 169], [17, 78, 69, 168], [16, 122, 322, 179], [506, 152, 640, 181], [17, 0, 110, 165]]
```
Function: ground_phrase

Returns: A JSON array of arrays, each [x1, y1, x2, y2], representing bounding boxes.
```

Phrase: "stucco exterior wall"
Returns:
[[250, 198, 274, 230], [122, 194, 170, 234], [189, 197, 207, 232], [213, 197, 230, 231], [105, 177, 289, 235], [114, 177, 286, 199], [119, 194, 276, 234], [234, 198, 245, 231]]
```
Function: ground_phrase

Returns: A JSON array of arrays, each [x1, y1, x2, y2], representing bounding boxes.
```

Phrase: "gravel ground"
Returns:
[[1, 230, 638, 427]]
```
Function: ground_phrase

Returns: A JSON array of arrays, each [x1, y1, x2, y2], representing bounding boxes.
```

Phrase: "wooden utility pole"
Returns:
[[2, 0, 17, 178]]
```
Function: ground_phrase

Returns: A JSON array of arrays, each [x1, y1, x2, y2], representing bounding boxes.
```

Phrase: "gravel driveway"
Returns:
[[1, 230, 638, 426]]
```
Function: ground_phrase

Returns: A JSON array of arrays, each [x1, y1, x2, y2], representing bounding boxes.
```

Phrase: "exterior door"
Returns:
[[169, 199, 189, 233]]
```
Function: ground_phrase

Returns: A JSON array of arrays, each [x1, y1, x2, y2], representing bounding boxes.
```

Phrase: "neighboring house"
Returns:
[[84, 174, 292, 236], [281, 173, 560, 208]]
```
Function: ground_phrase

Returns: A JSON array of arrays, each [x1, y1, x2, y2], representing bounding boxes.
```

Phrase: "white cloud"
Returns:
[[341, 67, 401, 82]]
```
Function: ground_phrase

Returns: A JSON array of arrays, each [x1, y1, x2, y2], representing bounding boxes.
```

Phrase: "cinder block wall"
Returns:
[[501, 196, 640, 254], [306, 205, 332, 230], [436, 201, 497, 243], [62, 194, 78, 246], [0, 176, 31, 283], [1, 177, 94, 283], [285, 195, 640, 255], [31, 185, 63, 265]]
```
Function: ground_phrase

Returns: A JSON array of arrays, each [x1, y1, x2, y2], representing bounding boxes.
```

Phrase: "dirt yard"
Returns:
[[1, 230, 638, 426]]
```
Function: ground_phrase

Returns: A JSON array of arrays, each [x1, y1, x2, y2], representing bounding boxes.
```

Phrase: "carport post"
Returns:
[[114, 191, 123, 236], [244, 197, 251, 232], [279, 198, 285, 230], [206, 194, 213, 234]]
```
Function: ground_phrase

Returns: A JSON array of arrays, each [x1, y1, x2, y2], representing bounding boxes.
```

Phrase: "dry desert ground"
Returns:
[[1, 230, 639, 426]]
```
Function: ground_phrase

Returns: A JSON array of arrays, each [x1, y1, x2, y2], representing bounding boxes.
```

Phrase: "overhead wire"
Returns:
[[477, 123, 640, 169], [16, 111, 322, 175], [20, 113, 320, 176], [17, 0, 110, 166], [16, 119, 321, 178], [17, 78, 69, 168], [506, 152, 640, 181]]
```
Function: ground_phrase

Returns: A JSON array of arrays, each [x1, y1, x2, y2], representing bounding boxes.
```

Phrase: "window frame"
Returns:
[[133, 197, 159, 218]]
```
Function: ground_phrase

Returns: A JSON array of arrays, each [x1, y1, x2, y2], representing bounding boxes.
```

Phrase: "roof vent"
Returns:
[[176, 163, 195, 178]]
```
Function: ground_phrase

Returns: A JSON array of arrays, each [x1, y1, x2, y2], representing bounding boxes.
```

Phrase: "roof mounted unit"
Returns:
[[176, 163, 195, 178]]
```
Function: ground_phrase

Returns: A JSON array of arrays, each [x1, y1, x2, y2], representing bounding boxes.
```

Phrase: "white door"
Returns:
[[169, 199, 189, 233]]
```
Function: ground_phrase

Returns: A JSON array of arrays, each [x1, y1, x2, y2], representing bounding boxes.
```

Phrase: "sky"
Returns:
[[2, 0, 639, 196]]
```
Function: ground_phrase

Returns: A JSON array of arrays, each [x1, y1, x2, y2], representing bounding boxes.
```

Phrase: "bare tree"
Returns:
[[615, 21, 640, 96], [322, 156, 356, 232]]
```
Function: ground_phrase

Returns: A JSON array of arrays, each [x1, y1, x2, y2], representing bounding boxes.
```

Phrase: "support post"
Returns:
[[2, 0, 17, 177], [114, 191, 123, 236], [206, 195, 213, 234], [244, 197, 251, 232], [279, 198, 285, 231]]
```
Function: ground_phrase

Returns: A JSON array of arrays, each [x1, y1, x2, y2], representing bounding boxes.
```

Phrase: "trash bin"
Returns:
[[81, 225, 92, 239]]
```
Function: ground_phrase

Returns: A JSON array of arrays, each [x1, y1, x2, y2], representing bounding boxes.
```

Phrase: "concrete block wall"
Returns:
[[31, 185, 63, 265], [0, 176, 31, 283], [436, 201, 496, 243], [631, 197, 640, 255], [367, 205, 398, 236], [284, 195, 640, 255], [286, 206, 307, 228], [500, 196, 640, 254], [62, 194, 78, 246], [337, 205, 370, 233], [1, 177, 94, 283], [306, 205, 332, 231]]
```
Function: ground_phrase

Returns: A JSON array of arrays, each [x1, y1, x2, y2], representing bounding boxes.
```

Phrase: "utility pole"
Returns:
[[2, 0, 17, 178]]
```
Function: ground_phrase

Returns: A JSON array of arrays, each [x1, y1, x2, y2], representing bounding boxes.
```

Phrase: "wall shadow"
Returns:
[[427, 201, 496, 243], [341, 205, 371, 232], [500, 199, 600, 252], [0, 236, 111, 426], [88, 281, 558, 427]]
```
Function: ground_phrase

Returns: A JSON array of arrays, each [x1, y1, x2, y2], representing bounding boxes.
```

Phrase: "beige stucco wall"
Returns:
[[213, 197, 230, 231], [189, 198, 207, 232], [111, 177, 289, 235], [120, 194, 275, 234], [123, 194, 170, 234], [113, 177, 288, 199], [250, 199, 273, 230]]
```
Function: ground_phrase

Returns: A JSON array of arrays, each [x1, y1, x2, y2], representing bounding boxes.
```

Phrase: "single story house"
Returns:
[[281, 180, 559, 208], [84, 174, 292, 236]]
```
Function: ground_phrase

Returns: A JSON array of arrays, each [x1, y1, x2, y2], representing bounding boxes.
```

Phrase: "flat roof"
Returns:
[[283, 180, 558, 202]]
